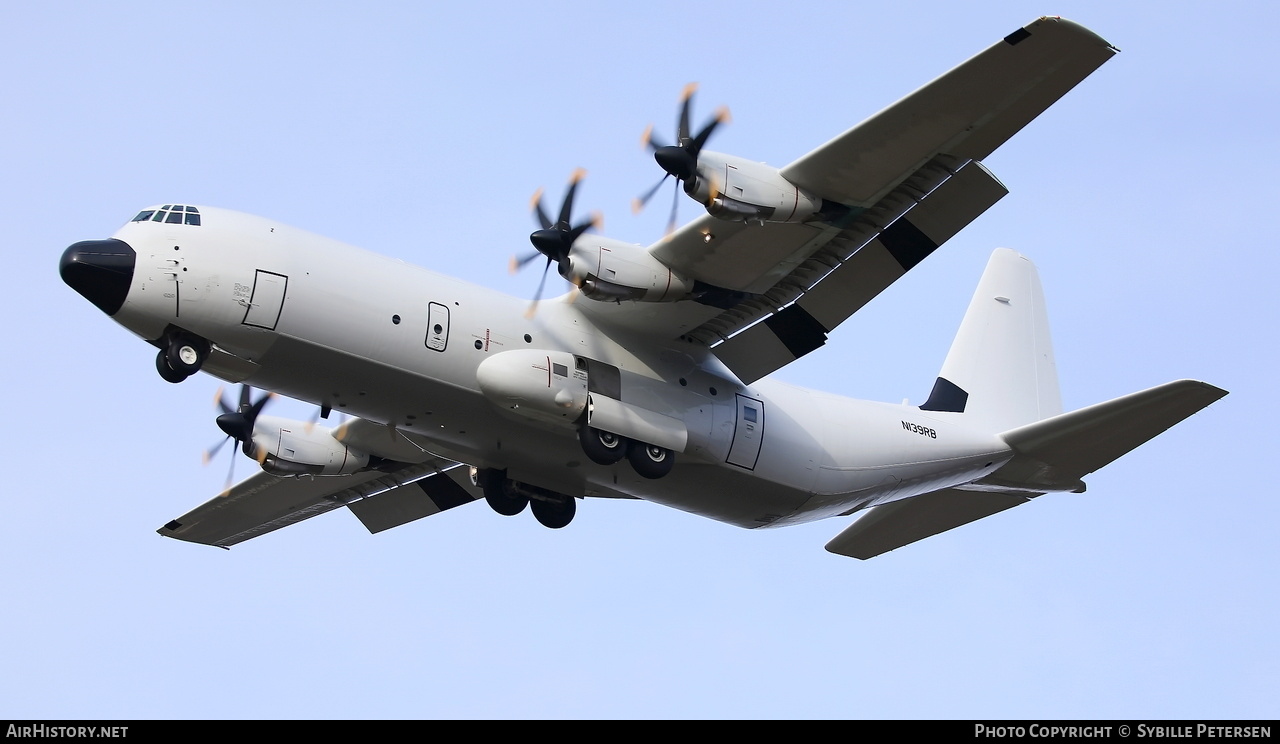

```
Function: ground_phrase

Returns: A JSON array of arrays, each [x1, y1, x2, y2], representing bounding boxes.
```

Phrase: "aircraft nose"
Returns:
[[60, 238, 136, 316]]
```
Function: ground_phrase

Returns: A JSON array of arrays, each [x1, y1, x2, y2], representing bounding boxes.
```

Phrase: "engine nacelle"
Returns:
[[248, 415, 370, 476], [564, 236, 697, 303], [686, 151, 824, 225], [476, 350, 588, 427]]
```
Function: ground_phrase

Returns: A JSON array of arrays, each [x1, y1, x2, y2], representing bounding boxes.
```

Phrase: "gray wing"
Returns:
[[158, 418, 482, 548], [585, 17, 1117, 383]]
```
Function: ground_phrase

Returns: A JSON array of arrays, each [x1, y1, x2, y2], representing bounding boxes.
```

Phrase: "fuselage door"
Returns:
[[726, 394, 765, 470], [242, 270, 288, 330], [425, 302, 449, 352]]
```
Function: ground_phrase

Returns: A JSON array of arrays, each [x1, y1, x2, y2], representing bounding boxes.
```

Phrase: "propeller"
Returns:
[[202, 385, 274, 490], [634, 83, 730, 233], [510, 169, 599, 316]]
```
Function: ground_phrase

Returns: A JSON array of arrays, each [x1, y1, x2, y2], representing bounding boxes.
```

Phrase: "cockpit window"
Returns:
[[132, 205, 200, 226]]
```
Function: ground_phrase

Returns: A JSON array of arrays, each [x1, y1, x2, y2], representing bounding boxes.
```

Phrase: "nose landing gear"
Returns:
[[155, 331, 210, 383]]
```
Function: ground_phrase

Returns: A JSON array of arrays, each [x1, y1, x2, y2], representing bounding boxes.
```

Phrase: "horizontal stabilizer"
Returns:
[[825, 489, 1032, 560], [983, 379, 1227, 492], [826, 379, 1226, 559]]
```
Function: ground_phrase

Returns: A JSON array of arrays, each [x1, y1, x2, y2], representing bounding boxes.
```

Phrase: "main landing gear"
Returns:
[[155, 331, 210, 384], [579, 424, 674, 479], [475, 468, 577, 529]]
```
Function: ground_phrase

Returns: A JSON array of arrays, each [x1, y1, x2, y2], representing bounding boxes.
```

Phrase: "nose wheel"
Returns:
[[154, 332, 209, 383], [156, 350, 188, 383]]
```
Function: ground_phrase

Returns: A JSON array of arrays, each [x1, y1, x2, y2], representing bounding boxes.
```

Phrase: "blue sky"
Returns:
[[4, 1, 1275, 719]]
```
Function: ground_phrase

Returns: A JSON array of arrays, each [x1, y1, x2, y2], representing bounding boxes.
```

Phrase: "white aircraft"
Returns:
[[58, 17, 1226, 559]]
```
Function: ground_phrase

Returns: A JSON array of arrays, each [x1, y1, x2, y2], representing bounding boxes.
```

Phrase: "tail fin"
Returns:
[[921, 247, 1060, 432]]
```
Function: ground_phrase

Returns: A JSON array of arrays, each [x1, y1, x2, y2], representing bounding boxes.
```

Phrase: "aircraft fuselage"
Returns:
[[63, 205, 1012, 529]]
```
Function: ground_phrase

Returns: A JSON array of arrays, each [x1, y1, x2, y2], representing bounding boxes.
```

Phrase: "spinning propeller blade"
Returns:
[[203, 384, 274, 490], [634, 83, 730, 231], [512, 170, 599, 315]]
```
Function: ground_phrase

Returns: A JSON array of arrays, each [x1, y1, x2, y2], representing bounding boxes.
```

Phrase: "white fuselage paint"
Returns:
[[109, 207, 1013, 529]]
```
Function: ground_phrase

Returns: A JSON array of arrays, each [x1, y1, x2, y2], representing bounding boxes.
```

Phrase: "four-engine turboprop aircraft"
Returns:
[[58, 17, 1226, 559]]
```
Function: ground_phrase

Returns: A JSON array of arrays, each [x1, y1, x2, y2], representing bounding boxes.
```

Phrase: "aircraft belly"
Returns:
[[240, 333, 502, 458], [592, 461, 814, 529]]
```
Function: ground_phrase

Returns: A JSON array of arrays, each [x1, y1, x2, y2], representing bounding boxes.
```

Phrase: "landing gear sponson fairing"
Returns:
[[58, 18, 1226, 558]]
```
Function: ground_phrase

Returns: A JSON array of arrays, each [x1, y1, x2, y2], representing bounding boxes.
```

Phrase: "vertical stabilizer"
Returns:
[[922, 248, 1061, 433]]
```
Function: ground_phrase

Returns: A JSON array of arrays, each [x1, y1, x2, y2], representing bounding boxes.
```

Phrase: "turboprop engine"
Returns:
[[564, 235, 697, 302], [685, 152, 825, 225], [635, 85, 830, 228], [248, 416, 370, 476], [513, 172, 699, 306]]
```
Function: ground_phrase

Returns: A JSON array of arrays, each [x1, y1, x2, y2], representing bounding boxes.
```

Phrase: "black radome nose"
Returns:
[[60, 238, 136, 316]]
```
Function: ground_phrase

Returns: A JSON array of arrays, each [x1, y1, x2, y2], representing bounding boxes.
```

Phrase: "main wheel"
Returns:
[[480, 469, 527, 516], [165, 334, 208, 376], [155, 350, 188, 383], [628, 442, 674, 479], [530, 495, 576, 529], [579, 425, 628, 465]]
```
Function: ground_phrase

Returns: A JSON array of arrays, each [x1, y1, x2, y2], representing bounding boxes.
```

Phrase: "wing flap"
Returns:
[[710, 159, 1007, 383], [347, 467, 480, 534], [825, 489, 1034, 560], [651, 218, 829, 294]]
